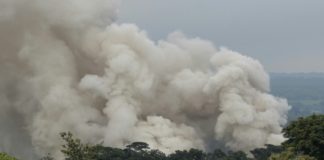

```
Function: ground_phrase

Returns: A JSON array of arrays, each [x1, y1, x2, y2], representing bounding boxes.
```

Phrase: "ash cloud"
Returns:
[[0, 0, 290, 159]]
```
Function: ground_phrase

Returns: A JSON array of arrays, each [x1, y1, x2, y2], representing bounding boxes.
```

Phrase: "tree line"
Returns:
[[1, 114, 323, 160]]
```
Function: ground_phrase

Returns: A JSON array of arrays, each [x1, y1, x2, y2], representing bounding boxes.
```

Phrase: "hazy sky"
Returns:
[[118, 0, 324, 73]]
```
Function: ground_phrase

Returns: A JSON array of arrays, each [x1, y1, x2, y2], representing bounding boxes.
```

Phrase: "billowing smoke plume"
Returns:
[[0, 0, 290, 159]]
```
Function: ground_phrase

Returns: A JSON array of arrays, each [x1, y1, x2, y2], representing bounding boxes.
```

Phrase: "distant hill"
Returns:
[[270, 73, 324, 121], [270, 72, 324, 78]]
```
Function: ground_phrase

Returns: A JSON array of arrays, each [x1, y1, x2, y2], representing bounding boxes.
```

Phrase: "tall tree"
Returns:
[[283, 114, 324, 160], [60, 132, 96, 160]]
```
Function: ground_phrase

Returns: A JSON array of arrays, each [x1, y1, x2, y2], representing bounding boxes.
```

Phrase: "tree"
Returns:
[[126, 142, 150, 152], [60, 132, 96, 160], [207, 149, 227, 159], [251, 144, 283, 160], [0, 153, 17, 160], [147, 149, 167, 160], [92, 146, 127, 160], [168, 149, 207, 160], [283, 114, 324, 159], [268, 148, 316, 160], [226, 151, 250, 160]]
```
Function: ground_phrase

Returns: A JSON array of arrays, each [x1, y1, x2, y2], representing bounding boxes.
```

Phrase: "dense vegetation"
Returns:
[[0, 153, 17, 160], [1, 114, 323, 160], [282, 115, 324, 160]]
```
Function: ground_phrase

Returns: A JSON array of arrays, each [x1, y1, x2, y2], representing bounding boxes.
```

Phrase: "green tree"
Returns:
[[0, 153, 17, 160], [60, 132, 96, 160], [206, 149, 227, 160], [168, 149, 207, 160], [92, 146, 127, 160], [268, 148, 316, 160], [226, 151, 250, 160], [250, 144, 283, 160], [283, 114, 324, 159], [147, 149, 167, 160]]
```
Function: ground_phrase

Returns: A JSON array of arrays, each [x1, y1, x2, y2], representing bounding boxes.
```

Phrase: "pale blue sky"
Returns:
[[118, 0, 324, 73]]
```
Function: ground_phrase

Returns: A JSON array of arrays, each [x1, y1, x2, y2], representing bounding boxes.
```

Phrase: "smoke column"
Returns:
[[0, 0, 290, 159]]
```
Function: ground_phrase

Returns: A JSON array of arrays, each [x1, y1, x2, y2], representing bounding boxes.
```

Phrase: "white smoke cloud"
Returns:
[[0, 0, 290, 159]]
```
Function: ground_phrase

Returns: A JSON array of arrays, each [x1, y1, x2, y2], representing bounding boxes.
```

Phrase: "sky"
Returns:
[[118, 0, 324, 73]]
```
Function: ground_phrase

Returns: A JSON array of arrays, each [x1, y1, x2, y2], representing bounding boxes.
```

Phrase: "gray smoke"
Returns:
[[0, 0, 290, 159]]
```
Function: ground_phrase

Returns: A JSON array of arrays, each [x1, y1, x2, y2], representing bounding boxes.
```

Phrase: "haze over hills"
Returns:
[[270, 73, 324, 121]]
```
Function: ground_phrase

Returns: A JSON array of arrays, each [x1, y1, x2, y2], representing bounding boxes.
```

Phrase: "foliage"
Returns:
[[207, 149, 227, 159], [283, 114, 324, 159], [225, 151, 250, 160], [268, 148, 316, 160], [250, 144, 283, 160], [168, 149, 207, 160], [126, 142, 150, 152], [60, 132, 97, 160], [0, 153, 17, 160]]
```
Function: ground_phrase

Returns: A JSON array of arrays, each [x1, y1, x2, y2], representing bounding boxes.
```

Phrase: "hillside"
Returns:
[[270, 73, 324, 121]]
